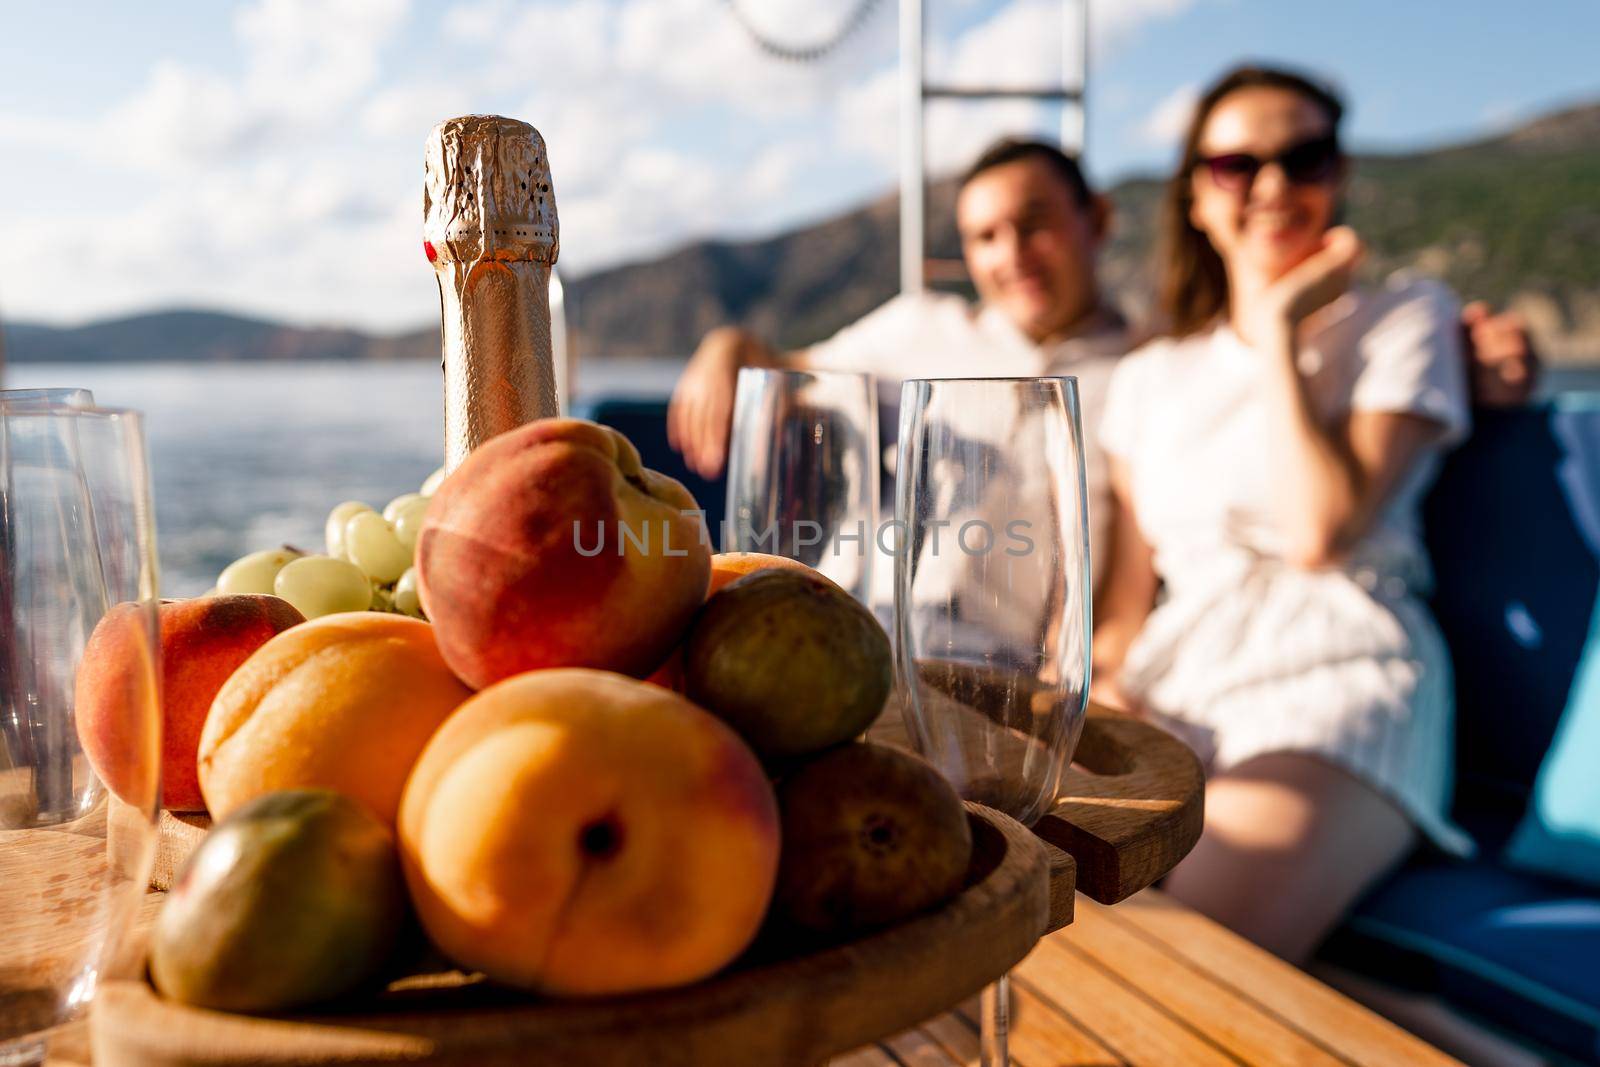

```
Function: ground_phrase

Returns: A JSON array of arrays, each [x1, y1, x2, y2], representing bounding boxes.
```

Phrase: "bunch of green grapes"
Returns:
[[213, 467, 447, 620]]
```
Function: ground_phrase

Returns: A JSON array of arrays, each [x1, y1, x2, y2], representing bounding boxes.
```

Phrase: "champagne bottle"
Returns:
[[424, 115, 560, 471]]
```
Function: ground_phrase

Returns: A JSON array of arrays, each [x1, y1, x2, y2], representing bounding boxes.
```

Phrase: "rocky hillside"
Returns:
[[568, 98, 1600, 363]]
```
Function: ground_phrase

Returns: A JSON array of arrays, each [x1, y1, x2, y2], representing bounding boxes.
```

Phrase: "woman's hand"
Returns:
[[1090, 460, 1159, 716], [1089, 672, 1146, 717], [1251, 226, 1365, 341]]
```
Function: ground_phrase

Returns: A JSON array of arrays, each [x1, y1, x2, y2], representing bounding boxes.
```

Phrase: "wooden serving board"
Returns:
[[105, 706, 1202, 1066], [97, 806, 1052, 1067]]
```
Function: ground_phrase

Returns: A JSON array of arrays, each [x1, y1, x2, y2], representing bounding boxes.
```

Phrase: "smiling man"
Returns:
[[668, 140, 1133, 572], [665, 137, 1535, 581]]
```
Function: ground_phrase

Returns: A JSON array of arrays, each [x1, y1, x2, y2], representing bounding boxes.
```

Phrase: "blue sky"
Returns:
[[1, 0, 1595, 332]]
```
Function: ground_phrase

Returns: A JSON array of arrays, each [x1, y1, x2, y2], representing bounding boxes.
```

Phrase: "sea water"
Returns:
[[4, 360, 682, 596]]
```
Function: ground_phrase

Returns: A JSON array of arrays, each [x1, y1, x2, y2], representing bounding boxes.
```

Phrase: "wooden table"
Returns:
[[45, 888, 1460, 1067], [834, 890, 1463, 1067]]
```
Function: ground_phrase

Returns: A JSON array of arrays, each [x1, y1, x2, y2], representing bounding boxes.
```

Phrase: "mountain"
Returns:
[[1, 309, 436, 364], [5, 99, 1597, 366]]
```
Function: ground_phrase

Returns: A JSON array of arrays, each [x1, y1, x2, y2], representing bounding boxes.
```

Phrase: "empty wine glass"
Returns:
[[0, 405, 162, 1066], [724, 367, 879, 606], [893, 376, 1091, 1067]]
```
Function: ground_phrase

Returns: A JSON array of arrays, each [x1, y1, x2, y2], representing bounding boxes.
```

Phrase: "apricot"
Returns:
[[416, 418, 711, 690], [198, 613, 471, 828], [398, 669, 780, 995], [707, 551, 836, 597]]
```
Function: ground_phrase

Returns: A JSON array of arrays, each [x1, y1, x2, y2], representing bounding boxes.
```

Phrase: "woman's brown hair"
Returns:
[[1157, 65, 1345, 337]]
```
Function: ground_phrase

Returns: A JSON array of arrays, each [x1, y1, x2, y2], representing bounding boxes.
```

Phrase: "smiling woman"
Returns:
[[1092, 63, 1476, 968]]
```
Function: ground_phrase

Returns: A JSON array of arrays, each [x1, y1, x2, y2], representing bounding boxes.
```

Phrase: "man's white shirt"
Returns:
[[802, 289, 1132, 598]]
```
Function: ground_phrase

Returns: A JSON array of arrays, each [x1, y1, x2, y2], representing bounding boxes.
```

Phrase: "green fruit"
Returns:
[[772, 742, 973, 936], [684, 569, 891, 761], [149, 789, 408, 1012]]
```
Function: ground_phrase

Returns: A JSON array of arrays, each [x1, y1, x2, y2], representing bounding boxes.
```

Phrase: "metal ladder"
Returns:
[[898, 0, 1090, 293]]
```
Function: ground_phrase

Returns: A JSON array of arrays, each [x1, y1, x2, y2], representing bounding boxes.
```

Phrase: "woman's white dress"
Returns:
[[1099, 275, 1475, 855]]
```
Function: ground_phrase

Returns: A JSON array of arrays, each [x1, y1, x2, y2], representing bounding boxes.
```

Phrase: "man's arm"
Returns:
[[667, 327, 811, 479], [1462, 301, 1539, 407]]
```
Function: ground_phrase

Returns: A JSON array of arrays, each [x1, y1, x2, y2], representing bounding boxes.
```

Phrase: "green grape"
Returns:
[[217, 548, 303, 596], [273, 556, 373, 619], [420, 466, 447, 496], [384, 494, 431, 552], [344, 511, 411, 584], [393, 567, 424, 619], [325, 501, 374, 559], [382, 492, 425, 524]]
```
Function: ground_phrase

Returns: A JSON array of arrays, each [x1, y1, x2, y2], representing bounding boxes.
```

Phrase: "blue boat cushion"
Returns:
[[1503, 402, 1600, 889], [1506, 592, 1600, 890], [1327, 861, 1600, 1063], [1421, 406, 1600, 838], [572, 395, 728, 538]]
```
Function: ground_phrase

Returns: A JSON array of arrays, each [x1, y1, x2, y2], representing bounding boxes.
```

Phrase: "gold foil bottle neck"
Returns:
[[424, 115, 559, 265], [426, 115, 561, 471]]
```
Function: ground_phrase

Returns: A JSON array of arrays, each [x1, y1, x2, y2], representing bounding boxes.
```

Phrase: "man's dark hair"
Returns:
[[960, 139, 1094, 207]]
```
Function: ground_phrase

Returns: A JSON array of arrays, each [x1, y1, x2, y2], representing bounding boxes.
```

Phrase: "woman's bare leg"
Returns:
[[1163, 751, 1417, 966]]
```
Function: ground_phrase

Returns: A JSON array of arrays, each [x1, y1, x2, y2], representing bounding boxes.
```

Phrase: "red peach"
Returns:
[[417, 419, 711, 690], [77, 595, 304, 812]]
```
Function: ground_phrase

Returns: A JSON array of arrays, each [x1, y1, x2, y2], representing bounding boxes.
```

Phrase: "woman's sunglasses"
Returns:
[[1196, 135, 1342, 192]]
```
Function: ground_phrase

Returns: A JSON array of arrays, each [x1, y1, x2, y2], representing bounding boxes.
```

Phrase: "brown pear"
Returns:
[[684, 569, 891, 762], [772, 742, 972, 936]]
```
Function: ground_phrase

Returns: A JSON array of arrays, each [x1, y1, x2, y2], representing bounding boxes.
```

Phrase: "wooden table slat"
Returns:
[[882, 1025, 963, 1066], [1012, 936, 1240, 1066], [916, 1012, 982, 1067], [1065, 895, 1349, 1067], [1105, 892, 1464, 1067], [968, 978, 1128, 1067], [829, 1047, 901, 1067]]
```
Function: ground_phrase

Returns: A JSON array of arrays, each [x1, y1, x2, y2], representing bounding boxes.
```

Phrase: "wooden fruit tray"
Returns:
[[93, 704, 1203, 1067]]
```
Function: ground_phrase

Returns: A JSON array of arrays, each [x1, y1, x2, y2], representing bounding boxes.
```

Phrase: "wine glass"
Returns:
[[0, 404, 162, 1066], [724, 367, 880, 606], [893, 376, 1091, 1067]]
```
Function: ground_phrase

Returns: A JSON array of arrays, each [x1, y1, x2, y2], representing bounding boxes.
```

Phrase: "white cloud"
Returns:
[[1089, 0, 1200, 58], [0, 0, 1199, 330], [104, 62, 254, 170], [937, 0, 1067, 88], [1139, 82, 1199, 149], [236, 0, 409, 116], [362, 84, 477, 140], [103, 0, 410, 173]]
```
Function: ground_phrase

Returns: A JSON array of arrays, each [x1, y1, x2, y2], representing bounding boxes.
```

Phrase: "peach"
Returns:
[[198, 613, 472, 828], [75, 602, 162, 811], [77, 595, 304, 812], [416, 418, 711, 690], [398, 669, 780, 996], [643, 552, 836, 692]]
